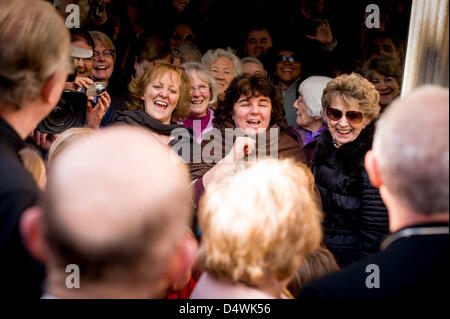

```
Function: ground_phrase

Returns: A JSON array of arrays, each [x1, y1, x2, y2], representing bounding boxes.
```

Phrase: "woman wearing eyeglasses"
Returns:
[[181, 62, 220, 143], [79, 31, 118, 130], [312, 73, 389, 268]]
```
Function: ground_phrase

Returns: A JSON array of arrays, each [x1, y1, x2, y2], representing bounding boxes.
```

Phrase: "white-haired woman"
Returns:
[[287, 76, 332, 165], [181, 61, 220, 143], [201, 47, 242, 103]]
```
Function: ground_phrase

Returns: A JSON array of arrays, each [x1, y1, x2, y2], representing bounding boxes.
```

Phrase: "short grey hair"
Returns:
[[373, 85, 449, 215], [298, 76, 332, 119], [181, 61, 220, 105], [0, 0, 70, 110], [240, 57, 264, 68], [201, 47, 242, 77]]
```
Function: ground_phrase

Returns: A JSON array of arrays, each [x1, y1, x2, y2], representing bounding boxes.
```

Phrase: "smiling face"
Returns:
[[232, 93, 272, 134], [91, 42, 114, 82], [72, 39, 93, 78], [142, 71, 181, 124], [327, 96, 370, 147], [189, 71, 211, 117], [276, 50, 301, 89], [210, 56, 235, 95], [370, 70, 400, 108]]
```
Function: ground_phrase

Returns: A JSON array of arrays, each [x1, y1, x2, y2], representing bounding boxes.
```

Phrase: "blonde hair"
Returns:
[[89, 31, 116, 63], [198, 159, 323, 288], [47, 127, 96, 165], [322, 73, 380, 121], [19, 147, 46, 189], [127, 62, 191, 122], [0, 0, 70, 110], [287, 247, 339, 296]]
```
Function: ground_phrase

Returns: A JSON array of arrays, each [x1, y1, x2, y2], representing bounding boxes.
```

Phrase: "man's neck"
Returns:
[[0, 101, 44, 140], [381, 186, 449, 232]]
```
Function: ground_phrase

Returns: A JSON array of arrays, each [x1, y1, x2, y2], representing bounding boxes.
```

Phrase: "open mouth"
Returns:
[[247, 119, 261, 126], [95, 66, 108, 70], [191, 99, 204, 105], [281, 67, 294, 73], [154, 101, 168, 109], [336, 128, 352, 136]]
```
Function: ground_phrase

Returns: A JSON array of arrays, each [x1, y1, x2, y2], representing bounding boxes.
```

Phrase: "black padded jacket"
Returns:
[[312, 122, 389, 268]]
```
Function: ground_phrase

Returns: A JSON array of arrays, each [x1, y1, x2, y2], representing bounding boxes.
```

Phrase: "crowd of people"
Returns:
[[0, 0, 448, 301]]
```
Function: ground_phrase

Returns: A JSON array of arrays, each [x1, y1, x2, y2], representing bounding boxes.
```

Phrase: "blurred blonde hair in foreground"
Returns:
[[47, 127, 96, 165], [19, 147, 46, 190], [197, 158, 323, 289]]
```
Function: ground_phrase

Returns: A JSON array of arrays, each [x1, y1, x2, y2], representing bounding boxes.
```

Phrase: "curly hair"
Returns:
[[322, 73, 380, 121], [214, 73, 286, 128], [127, 62, 191, 122]]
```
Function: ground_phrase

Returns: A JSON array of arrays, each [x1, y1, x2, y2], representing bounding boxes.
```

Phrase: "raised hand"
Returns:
[[224, 136, 256, 163], [306, 19, 334, 46]]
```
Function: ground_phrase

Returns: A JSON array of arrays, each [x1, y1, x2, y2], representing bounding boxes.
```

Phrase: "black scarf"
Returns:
[[113, 109, 189, 136]]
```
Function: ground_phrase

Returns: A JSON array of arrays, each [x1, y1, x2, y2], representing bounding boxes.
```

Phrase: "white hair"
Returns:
[[298, 76, 332, 119], [240, 56, 264, 68], [201, 47, 242, 77], [181, 61, 220, 105], [373, 85, 449, 214]]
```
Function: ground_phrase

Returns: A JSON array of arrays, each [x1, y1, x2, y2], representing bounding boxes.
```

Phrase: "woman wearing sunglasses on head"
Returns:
[[312, 73, 389, 268]]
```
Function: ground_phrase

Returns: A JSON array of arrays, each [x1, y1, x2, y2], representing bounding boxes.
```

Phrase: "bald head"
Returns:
[[43, 126, 192, 295], [373, 85, 449, 214]]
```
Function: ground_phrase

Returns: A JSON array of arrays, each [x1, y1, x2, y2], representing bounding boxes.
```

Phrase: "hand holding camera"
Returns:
[[86, 91, 111, 130]]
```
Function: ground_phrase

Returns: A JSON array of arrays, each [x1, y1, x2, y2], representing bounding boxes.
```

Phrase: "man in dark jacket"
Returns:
[[297, 85, 449, 299], [0, 0, 70, 298]]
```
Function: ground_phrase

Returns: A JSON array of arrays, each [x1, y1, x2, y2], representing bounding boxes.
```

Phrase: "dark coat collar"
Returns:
[[0, 117, 25, 157], [314, 121, 376, 165]]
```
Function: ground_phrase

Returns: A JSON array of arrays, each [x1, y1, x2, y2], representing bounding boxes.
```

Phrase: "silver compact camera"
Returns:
[[86, 82, 107, 96]]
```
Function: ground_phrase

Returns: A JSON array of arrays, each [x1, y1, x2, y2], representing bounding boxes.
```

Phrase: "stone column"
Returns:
[[402, 0, 449, 96]]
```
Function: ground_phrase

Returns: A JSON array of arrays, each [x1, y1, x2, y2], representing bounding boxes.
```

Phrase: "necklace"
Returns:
[[381, 226, 449, 250]]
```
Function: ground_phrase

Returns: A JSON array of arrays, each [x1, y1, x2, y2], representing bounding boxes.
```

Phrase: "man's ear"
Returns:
[[40, 71, 64, 107], [365, 150, 382, 188], [164, 234, 198, 293], [20, 206, 47, 263]]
